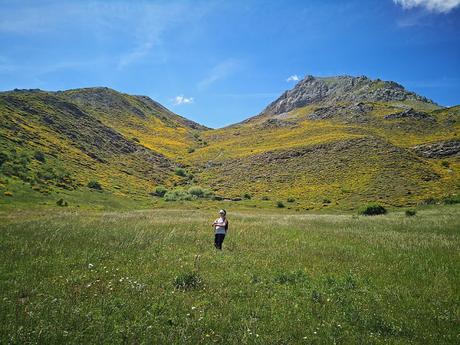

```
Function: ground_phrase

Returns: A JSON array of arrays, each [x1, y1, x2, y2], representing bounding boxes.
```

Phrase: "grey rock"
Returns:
[[384, 108, 434, 121], [413, 140, 460, 158], [260, 75, 437, 117]]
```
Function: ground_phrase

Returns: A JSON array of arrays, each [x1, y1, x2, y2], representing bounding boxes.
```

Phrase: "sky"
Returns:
[[1, 0, 459, 128]]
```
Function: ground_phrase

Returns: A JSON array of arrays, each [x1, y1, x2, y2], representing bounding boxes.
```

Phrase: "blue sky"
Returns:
[[1, 0, 459, 128]]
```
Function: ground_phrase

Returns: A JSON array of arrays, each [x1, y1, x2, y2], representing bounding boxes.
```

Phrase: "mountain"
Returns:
[[187, 76, 459, 208], [259, 75, 437, 118], [1, 76, 458, 209], [0, 88, 206, 207]]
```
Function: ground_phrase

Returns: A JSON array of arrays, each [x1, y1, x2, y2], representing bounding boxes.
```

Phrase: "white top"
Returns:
[[214, 217, 227, 234]]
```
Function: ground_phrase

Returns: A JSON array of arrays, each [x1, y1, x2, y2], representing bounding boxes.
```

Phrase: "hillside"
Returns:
[[0, 88, 206, 207], [1, 77, 459, 209], [187, 76, 459, 208]]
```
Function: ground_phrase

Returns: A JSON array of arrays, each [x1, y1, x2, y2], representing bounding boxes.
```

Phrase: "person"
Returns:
[[212, 209, 228, 250]]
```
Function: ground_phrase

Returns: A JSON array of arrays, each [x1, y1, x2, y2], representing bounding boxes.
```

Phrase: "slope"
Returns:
[[187, 76, 459, 209], [0, 88, 207, 207]]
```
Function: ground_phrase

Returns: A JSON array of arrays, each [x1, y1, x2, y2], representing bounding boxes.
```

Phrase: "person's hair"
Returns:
[[219, 209, 226, 216]]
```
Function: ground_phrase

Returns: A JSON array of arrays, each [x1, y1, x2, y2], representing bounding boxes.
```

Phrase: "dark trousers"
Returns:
[[214, 234, 225, 250]]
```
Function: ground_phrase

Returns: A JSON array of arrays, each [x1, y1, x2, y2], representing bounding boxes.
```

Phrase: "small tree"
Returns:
[[0, 151, 9, 166], [174, 168, 187, 177], [152, 185, 168, 197], [87, 180, 102, 190], [277, 201, 285, 208], [33, 151, 46, 162], [56, 198, 68, 207], [358, 203, 387, 216]]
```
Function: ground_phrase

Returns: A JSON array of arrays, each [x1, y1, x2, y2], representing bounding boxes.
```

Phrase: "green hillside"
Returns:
[[1, 76, 459, 210], [0, 88, 206, 208]]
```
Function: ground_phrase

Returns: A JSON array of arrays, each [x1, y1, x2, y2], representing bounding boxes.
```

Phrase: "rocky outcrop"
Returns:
[[384, 108, 434, 121], [307, 102, 373, 122], [260, 75, 437, 117], [413, 140, 460, 158], [257, 118, 297, 129]]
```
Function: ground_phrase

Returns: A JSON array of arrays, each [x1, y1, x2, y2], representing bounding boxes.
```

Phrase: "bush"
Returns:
[[152, 185, 168, 197], [188, 186, 204, 197], [3, 191, 13, 197], [243, 193, 252, 199], [423, 197, 437, 205], [287, 197, 295, 203], [322, 198, 331, 204], [174, 272, 203, 291], [405, 209, 416, 217], [187, 147, 195, 153], [33, 151, 46, 163], [442, 195, 460, 205], [164, 189, 193, 201], [174, 168, 187, 177], [359, 204, 387, 216], [441, 160, 450, 168], [56, 198, 68, 207], [276, 201, 285, 208], [87, 180, 102, 190], [261, 196, 270, 200], [0, 151, 9, 166]]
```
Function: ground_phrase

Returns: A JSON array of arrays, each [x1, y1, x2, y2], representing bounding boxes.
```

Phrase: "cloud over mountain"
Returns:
[[393, 0, 460, 13]]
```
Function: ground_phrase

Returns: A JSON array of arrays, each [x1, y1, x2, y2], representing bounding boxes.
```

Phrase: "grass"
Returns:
[[1, 205, 459, 344]]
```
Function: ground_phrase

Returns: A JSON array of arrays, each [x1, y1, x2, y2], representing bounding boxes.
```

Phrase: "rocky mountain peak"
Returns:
[[260, 75, 437, 117]]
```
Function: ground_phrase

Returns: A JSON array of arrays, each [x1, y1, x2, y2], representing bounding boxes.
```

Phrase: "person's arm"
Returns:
[[214, 219, 226, 226]]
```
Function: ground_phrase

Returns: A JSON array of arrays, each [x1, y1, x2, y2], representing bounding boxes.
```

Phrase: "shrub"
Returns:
[[441, 160, 450, 168], [174, 272, 203, 291], [442, 195, 460, 205], [164, 189, 193, 201], [359, 204, 387, 216], [33, 151, 46, 162], [359, 203, 387, 216], [322, 198, 331, 204], [287, 197, 295, 203], [187, 186, 213, 199], [87, 180, 102, 190], [174, 168, 187, 177], [405, 209, 416, 217], [276, 201, 285, 208], [188, 186, 204, 198], [423, 197, 437, 205], [187, 147, 195, 153], [243, 193, 252, 199], [261, 196, 270, 200], [0, 151, 9, 166], [152, 185, 168, 197], [56, 198, 68, 207], [3, 191, 13, 197]]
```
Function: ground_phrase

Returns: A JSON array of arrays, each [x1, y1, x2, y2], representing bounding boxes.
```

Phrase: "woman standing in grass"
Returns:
[[212, 209, 228, 250]]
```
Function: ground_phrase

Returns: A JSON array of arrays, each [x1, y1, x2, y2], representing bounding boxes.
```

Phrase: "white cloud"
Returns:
[[172, 95, 194, 105], [0, 2, 213, 70], [286, 75, 300, 82], [198, 59, 240, 89], [393, 0, 460, 13]]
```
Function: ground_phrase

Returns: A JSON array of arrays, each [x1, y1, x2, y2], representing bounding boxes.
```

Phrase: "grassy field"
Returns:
[[1, 205, 459, 344]]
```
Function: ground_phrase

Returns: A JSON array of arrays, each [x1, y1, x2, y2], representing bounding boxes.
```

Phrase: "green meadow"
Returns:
[[1, 205, 459, 344]]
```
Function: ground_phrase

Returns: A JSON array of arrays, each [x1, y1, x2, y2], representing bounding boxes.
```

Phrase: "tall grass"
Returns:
[[0, 206, 459, 344]]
